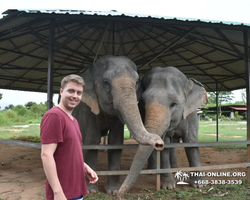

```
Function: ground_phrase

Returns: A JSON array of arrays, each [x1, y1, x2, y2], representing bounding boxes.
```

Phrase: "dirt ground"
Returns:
[[0, 139, 248, 200]]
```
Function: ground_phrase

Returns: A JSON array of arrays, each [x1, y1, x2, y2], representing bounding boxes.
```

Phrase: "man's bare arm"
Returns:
[[41, 143, 66, 200]]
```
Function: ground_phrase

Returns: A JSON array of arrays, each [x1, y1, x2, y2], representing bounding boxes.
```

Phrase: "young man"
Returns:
[[40, 74, 98, 200]]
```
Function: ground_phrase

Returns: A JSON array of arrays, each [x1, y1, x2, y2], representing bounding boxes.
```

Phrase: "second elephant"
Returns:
[[117, 66, 208, 199]]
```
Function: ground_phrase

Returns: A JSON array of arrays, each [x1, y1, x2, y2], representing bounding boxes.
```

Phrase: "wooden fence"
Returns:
[[1, 138, 250, 190]]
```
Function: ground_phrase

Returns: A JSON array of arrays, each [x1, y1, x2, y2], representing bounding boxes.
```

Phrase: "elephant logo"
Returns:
[[174, 170, 190, 185]]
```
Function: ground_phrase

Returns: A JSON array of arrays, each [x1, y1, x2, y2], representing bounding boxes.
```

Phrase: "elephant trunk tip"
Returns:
[[154, 139, 164, 151], [150, 134, 164, 151]]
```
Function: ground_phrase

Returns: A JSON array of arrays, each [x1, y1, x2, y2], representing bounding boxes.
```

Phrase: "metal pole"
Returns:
[[216, 83, 219, 142], [113, 22, 116, 55], [47, 18, 55, 110], [244, 30, 250, 183]]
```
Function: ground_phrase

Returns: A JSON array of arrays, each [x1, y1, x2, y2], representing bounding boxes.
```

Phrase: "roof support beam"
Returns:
[[215, 28, 244, 59], [139, 28, 195, 69], [93, 22, 109, 64]]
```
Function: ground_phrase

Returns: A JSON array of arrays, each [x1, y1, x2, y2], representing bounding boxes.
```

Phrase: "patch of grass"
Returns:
[[84, 180, 250, 199], [199, 121, 246, 139], [85, 192, 114, 200], [0, 124, 40, 139], [124, 125, 132, 140], [0, 121, 247, 149], [201, 179, 250, 200], [10, 135, 41, 143], [198, 121, 247, 149]]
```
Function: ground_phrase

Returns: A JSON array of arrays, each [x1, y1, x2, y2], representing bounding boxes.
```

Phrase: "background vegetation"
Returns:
[[0, 91, 247, 146], [0, 101, 47, 126]]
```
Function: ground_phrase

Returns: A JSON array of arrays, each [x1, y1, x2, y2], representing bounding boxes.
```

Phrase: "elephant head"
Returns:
[[80, 55, 164, 150], [117, 66, 208, 199]]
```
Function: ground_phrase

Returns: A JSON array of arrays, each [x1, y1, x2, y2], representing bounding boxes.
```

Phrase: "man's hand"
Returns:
[[84, 163, 99, 184]]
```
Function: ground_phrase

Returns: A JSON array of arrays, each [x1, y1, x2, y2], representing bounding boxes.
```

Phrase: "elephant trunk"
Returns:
[[112, 77, 164, 150], [117, 101, 168, 199]]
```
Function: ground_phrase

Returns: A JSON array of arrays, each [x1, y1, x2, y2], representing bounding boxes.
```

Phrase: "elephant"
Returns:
[[117, 66, 208, 199], [72, 55, 164, 194]]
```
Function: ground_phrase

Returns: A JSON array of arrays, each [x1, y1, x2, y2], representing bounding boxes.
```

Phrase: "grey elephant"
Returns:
[[117, 66, 208, 199], [72, 55, 164, 194]]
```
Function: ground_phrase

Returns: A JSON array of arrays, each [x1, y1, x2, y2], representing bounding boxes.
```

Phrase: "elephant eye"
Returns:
[[170, 101, 177, 108], [103, 80, 111, 91]]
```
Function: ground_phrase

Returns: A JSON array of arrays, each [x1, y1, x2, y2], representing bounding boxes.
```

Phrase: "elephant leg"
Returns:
[[84, 149, 99, 193], [160, 136, 176, 189], [170, 136, 179, 169], [105, 119, 124, 194], [184, 146, 204, 188], [182, 112, 204, 188], [82, 116, 102, 193], [147, 150, 157, 169]]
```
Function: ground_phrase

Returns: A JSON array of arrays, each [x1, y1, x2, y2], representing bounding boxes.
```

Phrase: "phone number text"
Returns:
[[194, 180, 242, 185]]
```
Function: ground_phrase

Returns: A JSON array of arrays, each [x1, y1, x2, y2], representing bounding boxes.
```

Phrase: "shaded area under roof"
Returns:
[[201, 105, 247, 111], [0, 9, 250, 94]]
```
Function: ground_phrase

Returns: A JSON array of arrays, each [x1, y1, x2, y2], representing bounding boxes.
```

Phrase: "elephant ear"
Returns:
[[81, 68, 100, 115], [183, 78, 209, 119]]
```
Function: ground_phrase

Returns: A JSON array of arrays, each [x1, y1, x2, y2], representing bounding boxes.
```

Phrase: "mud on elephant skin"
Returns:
[[72, 55, 164, 194], [117, 66, 208, 199]]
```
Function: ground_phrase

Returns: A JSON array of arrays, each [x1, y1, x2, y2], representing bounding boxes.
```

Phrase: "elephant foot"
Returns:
[[161, 174, 176, 190], [189, 176, 205, 188], [87, 184, 98, 193], [105, 183, 121, 195]]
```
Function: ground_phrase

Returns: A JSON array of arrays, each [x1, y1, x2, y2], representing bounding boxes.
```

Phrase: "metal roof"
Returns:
[[0, 9, 250, 94]]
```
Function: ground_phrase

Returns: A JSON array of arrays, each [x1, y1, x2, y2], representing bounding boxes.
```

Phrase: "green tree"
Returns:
[[241, 89, 246, 104], [208, 91, 234, 104], [12, 105, 27, 116], [30, 104, 47, 118], [0, 93, 2, 109], [5, 104, 14, 110], [25, 101, 37, 109], [0, 93, 3, 109]]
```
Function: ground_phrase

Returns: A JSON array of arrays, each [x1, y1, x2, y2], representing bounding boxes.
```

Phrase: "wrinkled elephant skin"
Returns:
[[72, 55, 164, 194], [117, 66, 209, 199]]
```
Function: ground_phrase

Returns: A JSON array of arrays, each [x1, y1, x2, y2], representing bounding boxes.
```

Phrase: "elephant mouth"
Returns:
[[168, 120, 179, 132]]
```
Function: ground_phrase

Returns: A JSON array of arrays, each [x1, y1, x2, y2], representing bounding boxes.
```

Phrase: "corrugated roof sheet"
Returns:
[[2, 9, 250, 26]]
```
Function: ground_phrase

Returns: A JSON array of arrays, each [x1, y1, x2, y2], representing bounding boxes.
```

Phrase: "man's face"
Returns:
[[60, 81, 83, 111]]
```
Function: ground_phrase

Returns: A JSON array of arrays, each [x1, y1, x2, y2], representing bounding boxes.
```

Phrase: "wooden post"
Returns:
[[156, 150, 161, 190]]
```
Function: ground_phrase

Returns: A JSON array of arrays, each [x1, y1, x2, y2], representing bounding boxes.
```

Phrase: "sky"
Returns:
[[0, 0, 249, 109]]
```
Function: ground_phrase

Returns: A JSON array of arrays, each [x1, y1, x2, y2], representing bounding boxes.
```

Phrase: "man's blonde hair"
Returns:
[[61, 74, 84, 89]]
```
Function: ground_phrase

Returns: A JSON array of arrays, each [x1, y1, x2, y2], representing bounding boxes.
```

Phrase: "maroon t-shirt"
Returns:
[[40, 106, 87, 200]]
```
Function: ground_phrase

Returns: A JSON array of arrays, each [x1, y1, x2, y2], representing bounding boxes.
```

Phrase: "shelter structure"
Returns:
[[0, 10, 250, 95], [202, 104, 247, 119], [0, 9, 250, 184]]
